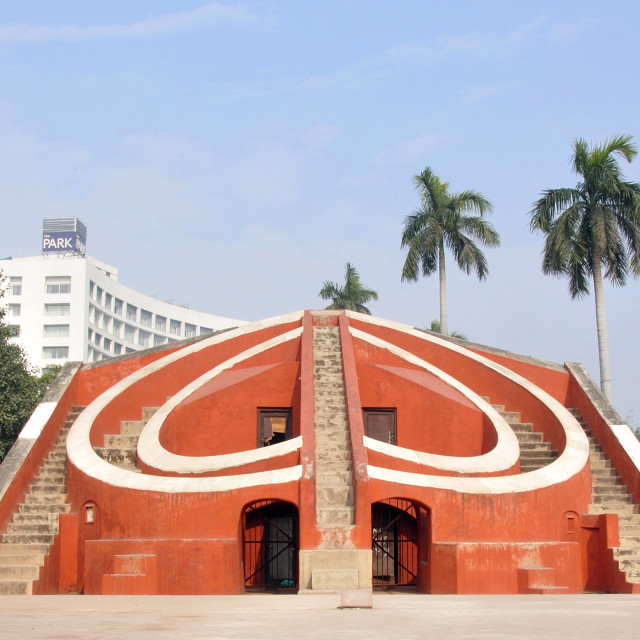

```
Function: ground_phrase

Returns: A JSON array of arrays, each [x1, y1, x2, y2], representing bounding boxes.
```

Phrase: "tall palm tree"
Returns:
[[529, 135, 640, 402], [401, 167, 499, 335], [319, 262, 378, 314]]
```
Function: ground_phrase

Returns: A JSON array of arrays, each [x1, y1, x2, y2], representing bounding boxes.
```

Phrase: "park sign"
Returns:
[[42, 218, 87, 256]]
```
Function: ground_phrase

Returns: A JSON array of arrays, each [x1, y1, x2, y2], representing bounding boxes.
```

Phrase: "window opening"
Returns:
[[257, 409, 292, 447], [363, 409, 397, 445]]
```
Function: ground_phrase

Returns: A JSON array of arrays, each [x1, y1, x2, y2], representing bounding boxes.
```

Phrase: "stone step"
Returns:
[[591, 494, 633, 505], [0, 565, 40, 580], [141, 407, 160, 421], [592, 484, 627, 495], [614, 547, 640, 560], [104, 434, 138, 449], [0, 553, 45, 566], [19, 503, 70, 514], [31, 475, 65, 486], [509, 423, 534, 433], [94, 448, 136, 465], [0, 543, 49, 556], [6, 523, 55, 536], [24, 493, 67, 506], [28, 484, 66, 494], [590, 467, 617, 478], [316, 508, 354, 527], [589, 504, 639, 515], [316, 470, 352, 483], [498, 411, 521, 422], [516, 432, 544, 443], [316, 486, 353, 507], [521, 449, 557, 459], [2, 533, 54, 545], [120, 420, 146, 436], [519, 442, 553, 451], [590, 459, 612, 470], [618, 536, 640, 547], [0, 580, 32, 595]]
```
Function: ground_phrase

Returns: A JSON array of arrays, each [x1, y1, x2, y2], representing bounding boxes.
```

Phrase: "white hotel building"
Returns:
[[1, 219, 246, 370]]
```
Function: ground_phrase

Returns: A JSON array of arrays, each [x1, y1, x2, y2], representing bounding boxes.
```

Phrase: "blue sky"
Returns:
[[0, 1, 638, 423]]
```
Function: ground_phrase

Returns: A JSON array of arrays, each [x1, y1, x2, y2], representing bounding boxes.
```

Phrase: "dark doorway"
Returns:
[[243, 500, 298, 591], [363, 409, 396, 445], [257, 408, 292, 447], [372, 499, 418, 588]]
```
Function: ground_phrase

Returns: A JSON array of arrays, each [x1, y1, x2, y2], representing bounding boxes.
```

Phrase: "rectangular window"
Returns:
[[95, 286, 103, 304], [104, 293, 113, 310], [44, 303, 70, 317], [124, 324, 136, 343], [45, 276, 71, 294], [257, 408, 292, 447], [8, 324, 20, 337], [114, 298, 123, 316], [140, 309, 152, 327], [138, 330, 150, 347], [102, 314, 111, 331], [185, 323, 196, 338], [155, 315, 166, 332], [103, 338, 112, 352], [113, 343, 123, 356], [93, 332, 102, 347], [89, 281, 95, 298], [10, 277, 22, 295], [94, 310, 103, 326], [362, 409, 397, 445], [200, 327, 212, 335], [126, 304, 137, 322], [42, 346, 69, 359], [8, 303, 21, 316], [170, 319, 181, 336], [44, 324, 70, 338], [112, 319, 123, 337], [154, 334, 166, 347]]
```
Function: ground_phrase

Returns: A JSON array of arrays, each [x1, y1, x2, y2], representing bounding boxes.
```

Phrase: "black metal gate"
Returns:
[[243, 500, 298, 591], [372, 499, 418, 588]]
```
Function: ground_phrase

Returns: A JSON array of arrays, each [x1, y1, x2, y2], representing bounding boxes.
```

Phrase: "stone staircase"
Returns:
[[573, 411, 640, 586], [0, 406, 83, 595], [313, 326, 354, 532], [491, 403, 557, 472], [94, 407, 159, 473]]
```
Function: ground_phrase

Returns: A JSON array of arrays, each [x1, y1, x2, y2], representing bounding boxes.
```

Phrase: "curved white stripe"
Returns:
[[67, 311, 304, 493], [347, 312, 589, 492], [352, 330, 519, 473], [137, 327, 303, 473]]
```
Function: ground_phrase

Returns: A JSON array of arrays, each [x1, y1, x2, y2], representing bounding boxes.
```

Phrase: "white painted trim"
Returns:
[[18, 402, 57, 440], [352, 329, 519, 473], [66, 312, 304, 493], [137, 327, 303, 473], [347, 313, 589, 493]]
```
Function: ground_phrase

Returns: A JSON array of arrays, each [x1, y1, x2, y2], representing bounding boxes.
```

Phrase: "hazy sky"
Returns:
[[0, 1, 638, 423]]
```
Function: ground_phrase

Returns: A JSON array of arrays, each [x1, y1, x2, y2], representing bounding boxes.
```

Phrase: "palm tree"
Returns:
[[429, 319, 467, 340], [529, 135, 640, 402], [401, 167, 499, 335], [319, 262, 379, 314]]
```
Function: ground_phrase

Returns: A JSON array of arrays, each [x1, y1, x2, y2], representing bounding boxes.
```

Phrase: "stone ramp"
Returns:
[[0, 406, 83, 595], [573, 410, 640, 586]]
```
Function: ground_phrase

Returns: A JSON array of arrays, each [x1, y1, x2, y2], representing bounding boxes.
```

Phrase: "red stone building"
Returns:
[[1, 310, 639, 594]]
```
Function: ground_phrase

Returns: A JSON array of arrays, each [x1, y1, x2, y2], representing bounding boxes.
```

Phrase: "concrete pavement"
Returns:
[[0, 593, 639, 639]]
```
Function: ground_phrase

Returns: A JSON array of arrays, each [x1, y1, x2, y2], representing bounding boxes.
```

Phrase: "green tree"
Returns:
[[319, 262, 379, 314], [0, 274, 58, 460], [529, 135, 640, 402], [429, 319, 467, 340], [401, 167, 499, 335]]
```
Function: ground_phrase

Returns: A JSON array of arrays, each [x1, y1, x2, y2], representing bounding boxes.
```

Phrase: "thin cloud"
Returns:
[[305, 15, 594, 88], [374, 132, 445, 168], [0, 2, 260, 44]]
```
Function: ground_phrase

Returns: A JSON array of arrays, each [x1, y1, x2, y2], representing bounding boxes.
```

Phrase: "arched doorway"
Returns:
[[243, 500, 298, 591], [372, 499, 419, 589]]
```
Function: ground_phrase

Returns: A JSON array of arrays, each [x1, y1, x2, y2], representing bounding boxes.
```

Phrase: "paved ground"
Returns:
[[0, 593, 639, 639]]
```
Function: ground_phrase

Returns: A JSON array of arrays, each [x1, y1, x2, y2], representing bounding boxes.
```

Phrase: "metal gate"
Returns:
[[372, 499, 418, 588], [243, 500, 298, 591]]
